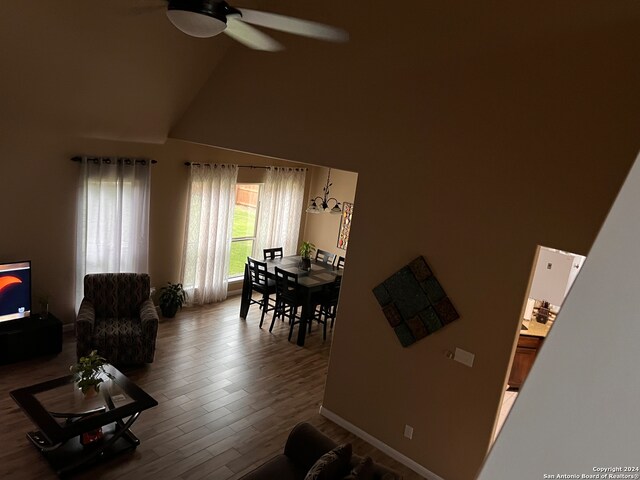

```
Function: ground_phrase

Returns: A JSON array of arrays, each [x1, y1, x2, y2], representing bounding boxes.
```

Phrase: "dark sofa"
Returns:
[[239, 422, 402, 480]]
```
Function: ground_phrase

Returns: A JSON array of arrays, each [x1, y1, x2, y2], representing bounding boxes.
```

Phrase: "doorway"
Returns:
[[494, 245, 586, 441]]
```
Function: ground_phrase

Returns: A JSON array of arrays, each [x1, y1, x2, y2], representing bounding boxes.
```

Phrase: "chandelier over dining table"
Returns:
[[306, 168, 342, 214]]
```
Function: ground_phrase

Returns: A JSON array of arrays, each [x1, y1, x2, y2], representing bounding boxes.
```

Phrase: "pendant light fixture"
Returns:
[[166, 0, 239, 38], [306, 169, 342, 214]]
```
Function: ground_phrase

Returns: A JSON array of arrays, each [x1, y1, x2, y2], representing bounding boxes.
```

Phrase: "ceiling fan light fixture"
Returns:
[[163, 0, 347, 51], [167, 0, 231, 38]]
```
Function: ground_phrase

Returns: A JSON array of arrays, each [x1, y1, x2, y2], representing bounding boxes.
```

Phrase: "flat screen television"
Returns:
[[0, 260, 31, 323]]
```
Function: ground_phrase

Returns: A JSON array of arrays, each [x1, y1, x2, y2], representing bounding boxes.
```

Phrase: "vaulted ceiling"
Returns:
[[0, 0, 238, 143], [2, 1, 639, 150]]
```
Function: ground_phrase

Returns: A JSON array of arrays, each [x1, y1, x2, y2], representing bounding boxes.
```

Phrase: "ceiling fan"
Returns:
[[160, 0, 349, 51]]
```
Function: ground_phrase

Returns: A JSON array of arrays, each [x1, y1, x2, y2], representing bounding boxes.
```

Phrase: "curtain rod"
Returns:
[[184, 162, 266, 169], [184, 162, 306, 171], [71, 156, 157, 165]]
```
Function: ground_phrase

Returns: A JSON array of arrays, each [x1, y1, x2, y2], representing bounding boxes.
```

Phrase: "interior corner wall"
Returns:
[[168, 1, 640, 478], [478, 152, 640, 478], [0, 134, 302, 324], [302, 166, 358, 259]]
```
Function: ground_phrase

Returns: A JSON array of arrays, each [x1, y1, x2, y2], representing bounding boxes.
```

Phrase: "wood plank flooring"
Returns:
[[493, 388, 518, 443], [0, 296, 424, 480]]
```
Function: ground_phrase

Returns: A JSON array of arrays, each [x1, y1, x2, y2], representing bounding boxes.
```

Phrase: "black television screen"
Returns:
[[0, 261, 31, 323]]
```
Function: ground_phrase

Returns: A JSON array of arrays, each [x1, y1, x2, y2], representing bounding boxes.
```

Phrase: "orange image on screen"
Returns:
[[0, 276, 22, 293]]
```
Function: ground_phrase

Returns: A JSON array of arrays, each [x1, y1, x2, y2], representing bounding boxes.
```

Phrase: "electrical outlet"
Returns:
[[403, 424, 413, 440]]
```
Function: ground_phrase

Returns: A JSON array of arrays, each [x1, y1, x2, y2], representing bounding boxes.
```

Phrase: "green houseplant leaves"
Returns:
[[159, 282, 187, 318], [70, 350, 113, 395]]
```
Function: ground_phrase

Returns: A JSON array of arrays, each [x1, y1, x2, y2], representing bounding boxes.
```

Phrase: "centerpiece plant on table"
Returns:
[[299, 241, 316, 271]]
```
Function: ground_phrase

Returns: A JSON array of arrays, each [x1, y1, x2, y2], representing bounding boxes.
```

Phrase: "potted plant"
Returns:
[[299, 241, 316, 271], [70, 350, 113, 396], [159, 282, 187, 318]]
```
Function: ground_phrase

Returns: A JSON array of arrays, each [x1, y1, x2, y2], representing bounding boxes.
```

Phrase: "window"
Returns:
[[180, 163, 238, 305], [229, 184, 261, 278], [75, 159, 151, 310]]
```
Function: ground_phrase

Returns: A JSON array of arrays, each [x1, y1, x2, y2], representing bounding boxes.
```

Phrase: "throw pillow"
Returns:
[[304, 443, 352, 480], [343, 456, 375, 480]]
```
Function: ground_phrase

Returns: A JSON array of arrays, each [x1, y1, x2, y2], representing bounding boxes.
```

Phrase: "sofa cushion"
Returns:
[[92, 317, 144, 363], [343, 456, 375, 480], [304, 443, 352, 480], [285, 422, 339, 471], [240, 454, 308, 480]]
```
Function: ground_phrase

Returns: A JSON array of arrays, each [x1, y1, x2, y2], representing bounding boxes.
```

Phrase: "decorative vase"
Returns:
[[161, 304, 179, 318], [299, 257, 311, 271], [81, 427, 104, 446], [79, 385, 99, 399]]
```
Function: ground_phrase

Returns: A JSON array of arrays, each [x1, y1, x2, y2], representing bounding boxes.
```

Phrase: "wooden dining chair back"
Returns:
[[247, 257, 276, 328], [263, 247, 284, 260], [315, 249, 336, 267], [272, 267, 305, 341], [336, 256, 345, 270], [314, 275, 342, 340]]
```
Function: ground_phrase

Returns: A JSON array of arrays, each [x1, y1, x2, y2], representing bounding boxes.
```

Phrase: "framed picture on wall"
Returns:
[[337, 202, 353, 250]]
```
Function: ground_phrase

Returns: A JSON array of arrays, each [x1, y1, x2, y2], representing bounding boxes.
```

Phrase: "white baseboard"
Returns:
[[319, 406, 445, 480]]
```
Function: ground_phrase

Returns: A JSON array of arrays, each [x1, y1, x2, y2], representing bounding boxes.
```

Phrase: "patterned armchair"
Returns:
[[76, 273, 159, 364]]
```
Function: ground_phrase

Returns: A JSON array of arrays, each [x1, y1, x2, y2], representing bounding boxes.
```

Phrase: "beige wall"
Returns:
[[169, 1, 640, 478], [479, 153, 640, 477], [302, 167, 358, 261], [0, 134, 305, 324]]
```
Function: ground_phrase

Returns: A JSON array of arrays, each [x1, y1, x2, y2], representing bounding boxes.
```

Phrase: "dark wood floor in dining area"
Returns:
[[0, 295, 424, 480]]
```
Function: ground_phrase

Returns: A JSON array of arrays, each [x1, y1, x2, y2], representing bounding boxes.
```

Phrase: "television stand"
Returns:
[[0, 313, 62, 365]]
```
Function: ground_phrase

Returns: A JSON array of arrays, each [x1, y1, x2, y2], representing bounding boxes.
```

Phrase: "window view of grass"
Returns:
[[229, 189, 259, 278], [232, 204, 257, 238], [229, 239, 254, 277]]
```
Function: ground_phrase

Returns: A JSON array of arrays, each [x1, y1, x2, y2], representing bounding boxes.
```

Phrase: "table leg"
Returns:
[[296, 292, 312, 347], [56, 412, 141, 478], [240, 263, 251, 319]]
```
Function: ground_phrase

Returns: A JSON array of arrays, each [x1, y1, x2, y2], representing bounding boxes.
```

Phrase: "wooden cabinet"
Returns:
[[0, 313, 62, 365], [508, 334, 543, 389]]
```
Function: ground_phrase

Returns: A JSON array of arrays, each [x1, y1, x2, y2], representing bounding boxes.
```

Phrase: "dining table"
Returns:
[[239, 255, 342, 346]]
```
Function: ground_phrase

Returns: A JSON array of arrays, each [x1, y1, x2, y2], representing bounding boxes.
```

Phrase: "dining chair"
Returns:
[[247, 257, 277, 328], [313, 275, 342, 340], [263, 247, 284, 260], [271, 267, 305, 341], [336, 256, 345, 270], [315, 249, 336, 267]]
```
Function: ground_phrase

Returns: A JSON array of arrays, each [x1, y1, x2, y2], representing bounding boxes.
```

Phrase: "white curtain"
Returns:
[[256, 167, 306, 256], [181, 164, 238, 305], [75, 157, 151, 310]]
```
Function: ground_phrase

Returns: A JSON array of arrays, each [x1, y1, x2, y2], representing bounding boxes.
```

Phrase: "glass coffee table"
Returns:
[[10, 365, 157, 477]]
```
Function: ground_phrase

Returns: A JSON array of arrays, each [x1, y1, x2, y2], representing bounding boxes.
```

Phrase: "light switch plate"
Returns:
[[454, 347, 475, 367], [403, 424, 413, 439]]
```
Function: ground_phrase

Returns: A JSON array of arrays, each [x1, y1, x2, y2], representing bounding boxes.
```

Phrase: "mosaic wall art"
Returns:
[[372, 256, 460, 347], [337, 202, 353, 250]]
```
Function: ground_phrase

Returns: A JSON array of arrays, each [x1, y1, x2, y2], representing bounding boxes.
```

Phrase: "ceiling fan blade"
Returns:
[[224, 19, 284, 51], [237, 8, 348, 43]]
